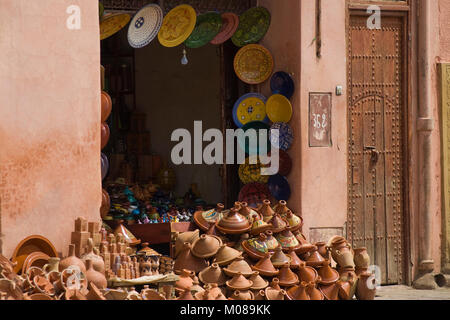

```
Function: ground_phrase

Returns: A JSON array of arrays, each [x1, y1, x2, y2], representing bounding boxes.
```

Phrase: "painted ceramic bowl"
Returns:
[[233, 93, 268, 128]]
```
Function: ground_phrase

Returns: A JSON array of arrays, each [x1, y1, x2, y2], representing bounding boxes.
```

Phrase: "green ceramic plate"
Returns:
[[232, 7, 271, 47], [185, 12, 223, 48]]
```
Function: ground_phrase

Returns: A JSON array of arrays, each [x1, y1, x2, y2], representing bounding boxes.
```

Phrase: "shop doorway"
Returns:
[[346, 13, 408, 285]]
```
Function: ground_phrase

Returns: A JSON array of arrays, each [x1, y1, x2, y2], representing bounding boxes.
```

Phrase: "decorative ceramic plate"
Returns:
[[234, 44, 274, 84], [238, 183, 271, 208], [232, 7, 271, 47], [270, 71, 295, 100], [233, 93, 268, 128], [210, 13, 239, 45], [277, 149, 292, 176], [268, 174, 291, 201], [266, 94, 293, 123], [100, 13, 131, 41], [11, 235, 57, 274], [185, 12, 223, 48], [237, 121, 271, 156], [270, 122, 293, 151], [158, 4, 197, 48], [239, 156, 270, 185], [128, 4, 163, 48]]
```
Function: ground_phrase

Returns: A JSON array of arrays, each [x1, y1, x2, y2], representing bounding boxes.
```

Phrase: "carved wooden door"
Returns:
[[347, 15, 405, 284]]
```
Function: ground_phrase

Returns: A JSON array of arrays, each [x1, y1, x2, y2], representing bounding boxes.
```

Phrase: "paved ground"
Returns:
[[375, 285, 450, 300]]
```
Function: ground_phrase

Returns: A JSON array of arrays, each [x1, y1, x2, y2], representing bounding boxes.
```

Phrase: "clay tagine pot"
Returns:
[[353, 247, 370, 269], [191, 234, 222, 258], [239, 202, 259, 220], [249, 271, 269, 290], [264, 230, 280, 251], [267, 214, 289, 233], [114, 220, 141, 246], [265, 287, 287, 300], [276, 229, 301, 252], [287, 248, 304, 270], [228, 290, 254, 300], [251, 253, 279, 277], [286, 281, 310, 300], [318, 260, 340, 285], [177, 288, 195, 300], [193, 203, 224, 231], [85, 259, 107, 290], [242, 233, 269, 260], [214, 245, 242, 266], [175, 269, 195, 292], [338, 280, 352, 300], [315, 241, 330, 260], [81, 239, 105, 274], [355, 272, 377, 300], [254, 289, 266, 300], [305, 246, 326, 267], [249, 214, 272, 235], [174, 229, 200, 258], [194, 288, 218, 300], [319, 281, 341, 300], [174, 242, 209, 273], [216, 209, 251, 235], [258, 199, 275, 222], [306, 282, 324, 300], [271, 246, 291, 268], [297, 261, 319, 283], [223, 256, 253, 277], [273, 200, 290, 217], [285, 210, 303, 232], [278, 262, 299, 287], [198, 263, 227, 286], [226, 272, 253, 291]]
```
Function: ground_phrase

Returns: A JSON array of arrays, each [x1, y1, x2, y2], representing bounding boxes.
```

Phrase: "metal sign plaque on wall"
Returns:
[[309, 92, 332, 147]]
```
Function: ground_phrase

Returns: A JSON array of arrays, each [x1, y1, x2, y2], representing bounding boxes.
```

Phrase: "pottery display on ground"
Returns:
[[223, 256, 253, 277], [191, 234, 222, 258], [251, 253, 279, 277], [286, 281, 310, 300], [216, 209, 251, 234], [226, 272, 253, 291], [213, 245, 242, 266], [198, 263, 227, 286]]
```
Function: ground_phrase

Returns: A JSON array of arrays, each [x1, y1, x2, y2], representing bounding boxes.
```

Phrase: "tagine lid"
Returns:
[[251, 253, 279, 277], [241, 233, 269, 260], [198, 263, 227, 286], [225, 272, 254, 290], [305, 246, 326, 267], [249, 271, 269, 290], [216, 209, 251, 234], [137, 242, 162, 257], [318, 261, 340, 285], [276, 229, 301, 251], [268, 213, 289, 233], [193, 204, 224, 231], [214, 245, 242, 266], [191, 234, 223, 258], [286, 248, 304, 269], [173, 242, 209, 273], [258, 199, 275, 221], [277, 262, 299, 287], [222, 256, 253, 277], [249, 214, 272, 235], [270, 246, 292, 267], [297, 262, 319, 283], [286, 210, 303, 232]]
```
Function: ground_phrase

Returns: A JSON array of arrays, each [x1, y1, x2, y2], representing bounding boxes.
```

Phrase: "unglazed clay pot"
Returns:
[[318, 260, 340, 285], [305, 246, 326, 267], [339, 266, 358, 298], [229, 290, 254, 300], [85, 259, 107, 290], [273, 200, 290, 217], [355, 272, 376, 300], [239, 202, 259, 220], [328, 237, 355, 268], [353, 247, 370, 269], [306, 282, 324, 300], [174, 229, 200, 258], [223, 256, 253, 277], [265, 288, 287, 300], [315, 242, 330, 260], [319, 282, 340, 300], [198, 263, 227, 286], [249, 271, 269, 290], [258, 199, 275, 222], [251, 253, 279, 277], [191, 234, 222, 258], [177, 288, 195, 300], [287, 248, 304, 270], [81, 238, 105, 274], [250, 214, 272, 235], [59, 244, 87, 274], [216, 209, 251, 234], [271, 246, 291, 267], [297, 261, 319, 283], [194, 288, 218, 300], [286, 281, 310, 300], [276, 229, 301, 251], [278, 262, 299, 287], [214, 245, 242, 266], [254, 289, 266, 300], [267, 214, 289, 233], [174, 242, 208, 273], [226, 272, 253, 291], [175, 269, 195, 292], [338, 280, 352, 300]]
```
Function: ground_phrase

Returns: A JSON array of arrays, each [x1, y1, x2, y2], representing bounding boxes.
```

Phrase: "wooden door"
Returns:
[[347, 15, 406, 284]]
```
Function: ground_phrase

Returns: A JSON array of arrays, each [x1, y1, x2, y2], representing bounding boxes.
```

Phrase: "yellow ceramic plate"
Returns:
[[266, 94, 293, 123], [234, 44, 274, 84], [100, 13, 131, 40], [158, 4, 197, 47]]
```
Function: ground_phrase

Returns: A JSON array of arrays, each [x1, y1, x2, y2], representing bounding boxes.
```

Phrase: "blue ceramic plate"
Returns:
[[270, 122, 293, 151], [237, 121, 271, 156], [268, 174, 291, 201], [270, 71, 295, 100], [232, 93, 268, 128]]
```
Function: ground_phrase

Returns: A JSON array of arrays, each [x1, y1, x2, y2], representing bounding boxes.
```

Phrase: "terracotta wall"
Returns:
[[0, 0, 101, 257]]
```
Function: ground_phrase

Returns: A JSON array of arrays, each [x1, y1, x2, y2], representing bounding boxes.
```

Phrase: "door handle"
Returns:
[[364, 146, 379, 163]]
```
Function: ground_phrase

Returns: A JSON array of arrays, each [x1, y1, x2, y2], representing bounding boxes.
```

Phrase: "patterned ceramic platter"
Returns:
[[270, 71, 295, 100], [239, 156, 270, 184], [185, 12, 223, 48], [237, 121, 271, 156], [233, 93, 268, 128], [266, 94, 293, 123], [232, 7, 271, 47], [158, 4, 197, 47], [270, 122, 293, 151], [268, 174, 291, 201], [210, 12, 239, 45], [234, 44, 274, 84], [128, 4, 163, 48], [100, 13, 131, 40], [238, 183, 271, 208]]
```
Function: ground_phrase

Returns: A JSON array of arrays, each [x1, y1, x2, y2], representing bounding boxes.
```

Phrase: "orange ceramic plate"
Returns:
[[12, 235, 57, 274], [234, 44, 274, 84]]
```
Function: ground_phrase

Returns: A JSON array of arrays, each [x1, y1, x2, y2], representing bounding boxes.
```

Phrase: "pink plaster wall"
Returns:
[[0, 0, 101, 257]]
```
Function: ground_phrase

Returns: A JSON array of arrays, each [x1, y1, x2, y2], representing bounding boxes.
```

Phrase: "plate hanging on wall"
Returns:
[[232, 93, 268, 128], [232, 7, 271, 47], [100, 13, 131, 41], [270, 122, 293, 151], [270, 71, 295, 100], [238, 182, 271, 208], [158, 4, 197, 48], [210, 12, 239, 45], [234, 44, 274, 84], [268, 174, 291, 201], [128, 4, 163, 48], [237, 121, 271, 156], [185, 12, 223, 48], [266, 94, 293, 123]]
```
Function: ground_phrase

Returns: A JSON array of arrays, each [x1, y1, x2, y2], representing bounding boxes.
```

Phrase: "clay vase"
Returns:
[[297, 262, 319, 283], [175, 269, 194, 292], [254, 290, 266, 300], [287, 248, 304, 270], [43, 257, 60, 274], [216, 209, 251, 234], [286, 281, 310, 300], [339, 267, 358, 298], [223, 256, 253, 277], [81, 238, 105, 274], [225, 272, 253, 291], [251, 253, 279, 277], [174, 242, 208, 273], [191, 234, 222, 258], [174, 230, 200, 258], [353, 247, 370, 269], [250, 214, 272, 235], [305, 246, 326, 267], [271, 246, 291, 268], [276, 229, 301, 251], [101, 122, 110, 149], [177, 288, 195, 300], [328, 237, 355, 268], [59, 244, 87, 274], [278, 262, 299, 287], [85, 259, 107, 290], [355, 267, 368, 276], [198, 263, 227, 286], [258, 199, 275, 222], [355, 272, 376, 300], [214, 245, 242, 266], [268, 214, 289, 233], [318, 261, 340, 285], [319, 282, 340, 300], [274, 200, 290, 217], [229, 290, 254, 300], [306, 282, 324, 300], [265, 287, 287, 300], [249, 271, 269, 290]]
